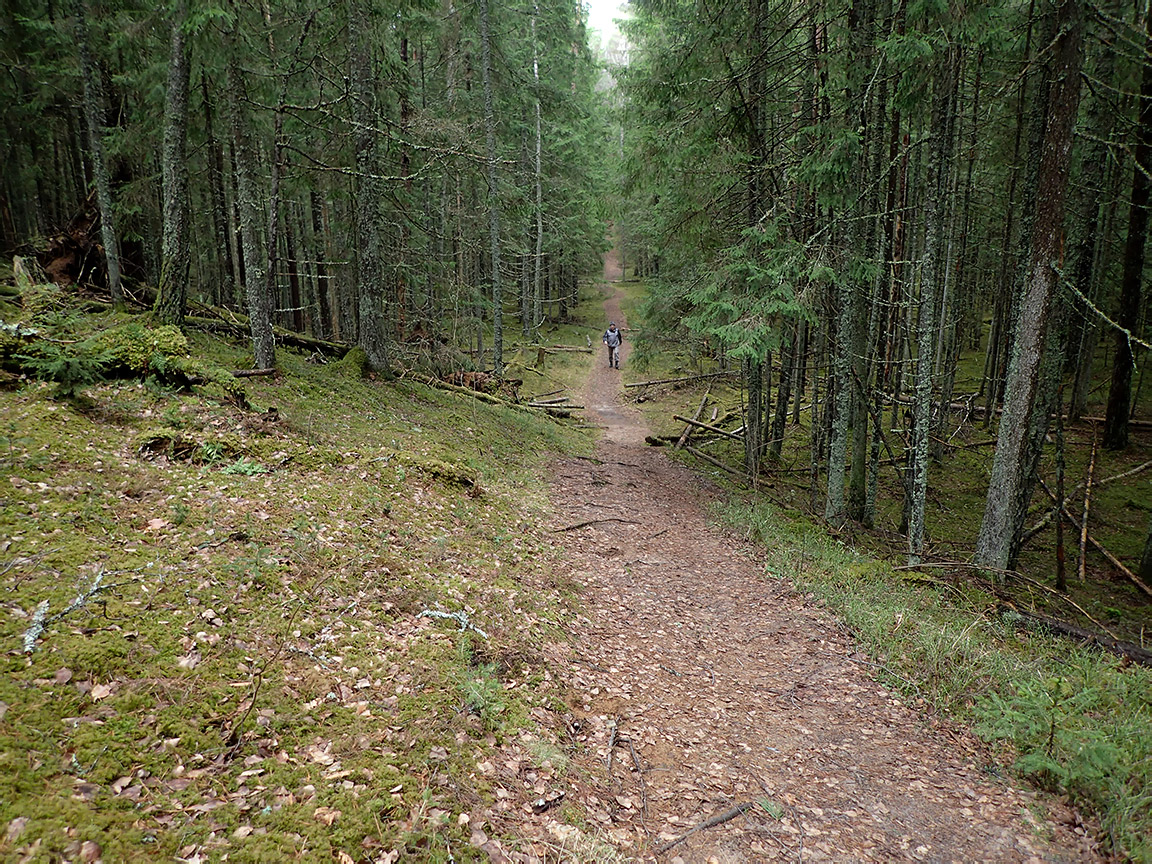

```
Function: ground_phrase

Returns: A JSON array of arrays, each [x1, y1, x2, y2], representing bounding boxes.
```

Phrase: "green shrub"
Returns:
[[14, 342, 114, 398]]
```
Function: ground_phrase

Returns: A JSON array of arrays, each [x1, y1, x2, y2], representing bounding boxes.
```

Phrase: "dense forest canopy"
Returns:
[[612, 0, 1151, 578], [1, 0, 611, 369]]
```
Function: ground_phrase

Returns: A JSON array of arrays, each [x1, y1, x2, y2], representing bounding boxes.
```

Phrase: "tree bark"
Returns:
[[154, 0, 191, 327], [479, 0, 503, 375], [975, 0, 1083, 571], [348, 0, 390, 373], [908, 44, 955, 565], [225, 7, 275, 369]]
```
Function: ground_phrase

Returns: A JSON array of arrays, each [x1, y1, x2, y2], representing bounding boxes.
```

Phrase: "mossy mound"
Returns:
[[89, 322, 189, 374], [332, 345, 368, 378], [394, 452, 481, 493]]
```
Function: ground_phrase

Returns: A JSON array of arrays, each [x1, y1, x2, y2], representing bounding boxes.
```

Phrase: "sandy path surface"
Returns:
[[542, 252, 1098, 863]]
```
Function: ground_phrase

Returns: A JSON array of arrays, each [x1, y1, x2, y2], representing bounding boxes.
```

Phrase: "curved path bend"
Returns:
[[542, 254, 1098, 863]]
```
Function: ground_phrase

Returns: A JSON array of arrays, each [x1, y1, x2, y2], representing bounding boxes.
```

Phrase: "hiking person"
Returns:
[[603, 322, 622, 369]]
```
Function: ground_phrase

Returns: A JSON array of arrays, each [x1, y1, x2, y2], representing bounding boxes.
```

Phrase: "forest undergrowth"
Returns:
[[0, 281, 611, 862]]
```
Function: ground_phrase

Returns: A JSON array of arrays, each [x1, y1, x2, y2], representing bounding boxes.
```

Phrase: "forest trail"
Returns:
[[541, 257, 1098, 862]]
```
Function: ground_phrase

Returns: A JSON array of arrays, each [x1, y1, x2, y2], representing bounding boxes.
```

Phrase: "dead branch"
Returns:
[[999, 606, 1152, 666], [1079, 433, 1097, 583], [1037, 481, 1152, 599], [674, 413, 743, 441], [22, 571, 137, 653], [654, 802, 754, 855], [231, 368, 277, 378], [684, 445, 744, 476], [1021, 459, 1152, 545], [675, 385, 712, 451]]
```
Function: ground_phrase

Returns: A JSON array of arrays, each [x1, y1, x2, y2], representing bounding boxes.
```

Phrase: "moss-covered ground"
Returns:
[[0, 284, 606, 862]]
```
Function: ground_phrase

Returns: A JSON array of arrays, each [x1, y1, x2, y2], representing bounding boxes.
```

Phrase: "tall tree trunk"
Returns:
[[348, 0, 389, 372], [908, 44, 956, 565], [975, 0, 1084, 570], [532, 4, 544, 340], [154, 0, 191, 327], [1102, 2, 1152, 450], [479, 0, 503, 374], [310, 190, 333, 340], [201, 74, 234, 307], [74, 0, 123, 305], [225, 9, 275, 369]]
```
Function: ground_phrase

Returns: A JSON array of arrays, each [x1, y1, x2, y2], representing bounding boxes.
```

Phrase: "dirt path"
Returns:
[[543, 261, 1098, 863]]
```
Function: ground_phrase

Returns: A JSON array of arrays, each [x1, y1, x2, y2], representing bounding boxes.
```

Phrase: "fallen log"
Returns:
[[624, 370, 739, 388], [232, 368, 277, 378], [999, 606, 1152, 667], [673, 413, 743, 441]]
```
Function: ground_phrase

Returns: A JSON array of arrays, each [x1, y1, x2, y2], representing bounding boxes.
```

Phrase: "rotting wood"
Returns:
[[999, 605, 1152, 666], [231, 368, 277, 378], [1038, 481, 1152, 599], [653, 802, 754, 855], [675, 384, 711, 451], [684, 445, 743, 476], [531, 388, 564, 401], [1079, 433, 1097, 583], [673, 414, 744, 441], [529, 396, 570, 405], [624, 370, 740, 388], [553, 517, 640, 532]]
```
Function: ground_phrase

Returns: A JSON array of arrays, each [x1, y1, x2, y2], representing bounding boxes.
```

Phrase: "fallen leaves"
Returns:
[[89, 682, 115, 702]]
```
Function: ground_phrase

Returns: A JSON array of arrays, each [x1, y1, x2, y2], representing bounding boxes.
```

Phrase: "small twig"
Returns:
[[626, 736, 648, 829], [553, 518, 639, 532], [653, 801, 754, 855], [606, 720, 618, 775]]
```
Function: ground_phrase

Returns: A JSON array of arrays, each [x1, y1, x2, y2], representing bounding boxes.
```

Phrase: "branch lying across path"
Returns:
[[624, 370, 739, 388], [553, 518, 640, 532], [654, 802, 755, 855]]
